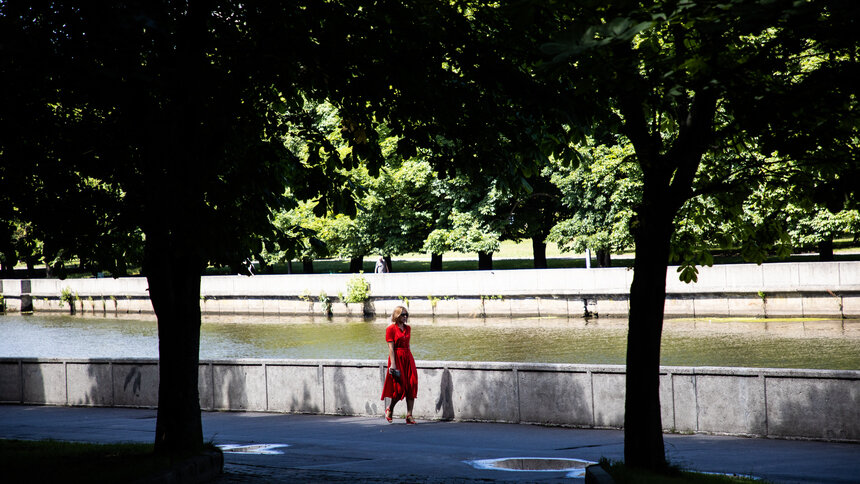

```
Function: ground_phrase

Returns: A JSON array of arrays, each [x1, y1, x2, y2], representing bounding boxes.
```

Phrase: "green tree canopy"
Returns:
[[0, 0, 398, 456], [549, 140, 640, 266], [536, 0, 859, 470]]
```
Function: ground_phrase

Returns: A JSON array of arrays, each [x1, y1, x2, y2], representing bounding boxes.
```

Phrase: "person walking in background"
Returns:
[[381, 306, 418, 424], [374, 256, 389, 273]]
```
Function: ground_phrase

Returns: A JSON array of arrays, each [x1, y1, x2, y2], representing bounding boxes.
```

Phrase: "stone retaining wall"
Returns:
[[1, 358, 857, 442], [2, 261, 859, 318]]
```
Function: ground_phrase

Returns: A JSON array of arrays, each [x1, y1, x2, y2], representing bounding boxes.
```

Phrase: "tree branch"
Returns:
[[666, 88, 718, 210]]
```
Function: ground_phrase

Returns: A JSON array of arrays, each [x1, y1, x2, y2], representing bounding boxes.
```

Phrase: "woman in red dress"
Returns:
[[381, 306, 418, 424]]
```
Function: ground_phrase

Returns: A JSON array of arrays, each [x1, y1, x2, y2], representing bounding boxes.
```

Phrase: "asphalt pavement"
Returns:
[[1, 405, 858, 483]]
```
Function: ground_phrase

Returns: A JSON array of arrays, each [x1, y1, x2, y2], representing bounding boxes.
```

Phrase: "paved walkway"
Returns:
[[1, 405, 858, 483]]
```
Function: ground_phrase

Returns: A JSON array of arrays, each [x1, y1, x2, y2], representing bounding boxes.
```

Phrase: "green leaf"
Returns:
[[677, 265, 699, 283], [608, 18, 633, 37], [520, 177, 534, 194], [626, 21, 657, 39]]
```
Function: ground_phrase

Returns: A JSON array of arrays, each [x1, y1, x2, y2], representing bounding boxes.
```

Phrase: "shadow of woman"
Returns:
[[434, 369, 454, 420]]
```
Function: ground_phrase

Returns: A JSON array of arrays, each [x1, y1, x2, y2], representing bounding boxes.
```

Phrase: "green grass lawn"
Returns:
[[601, 459, 763, 483], [229, 241, 859, 275]]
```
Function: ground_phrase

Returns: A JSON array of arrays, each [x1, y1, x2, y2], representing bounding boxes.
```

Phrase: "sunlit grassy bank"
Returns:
[[9, 238, 860, 278]]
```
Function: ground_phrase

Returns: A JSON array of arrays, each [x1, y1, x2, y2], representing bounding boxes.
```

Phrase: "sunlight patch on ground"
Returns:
[[217, 444, 289, 455]]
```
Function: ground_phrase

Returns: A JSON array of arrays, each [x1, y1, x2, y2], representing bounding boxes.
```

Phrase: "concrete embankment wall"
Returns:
[[1, 358, 857, 442], [1, 261, 859, 318]]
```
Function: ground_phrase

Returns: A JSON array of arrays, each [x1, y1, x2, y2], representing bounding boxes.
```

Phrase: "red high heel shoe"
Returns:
[[405, 416, 416, 425], [384, 408, 393, 423]]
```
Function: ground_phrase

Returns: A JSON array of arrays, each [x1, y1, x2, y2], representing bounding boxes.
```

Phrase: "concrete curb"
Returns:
[[133, 449, 223, 484]]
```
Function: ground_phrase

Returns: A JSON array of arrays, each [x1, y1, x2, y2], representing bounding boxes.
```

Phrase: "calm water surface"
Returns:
[[1, 313, 858, 369]]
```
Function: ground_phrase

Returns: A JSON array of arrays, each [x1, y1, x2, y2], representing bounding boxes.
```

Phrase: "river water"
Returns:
[[1, 314, 858, 369]]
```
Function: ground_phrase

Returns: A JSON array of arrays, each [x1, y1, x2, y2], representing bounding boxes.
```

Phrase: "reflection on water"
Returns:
[[1, 313, 858, 369]]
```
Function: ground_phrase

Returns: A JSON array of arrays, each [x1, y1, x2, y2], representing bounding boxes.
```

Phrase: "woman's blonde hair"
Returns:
[[391, 305, 408, 323]]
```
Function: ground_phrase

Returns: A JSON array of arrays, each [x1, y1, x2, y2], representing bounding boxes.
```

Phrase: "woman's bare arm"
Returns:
[[387, 341, 397, 371]]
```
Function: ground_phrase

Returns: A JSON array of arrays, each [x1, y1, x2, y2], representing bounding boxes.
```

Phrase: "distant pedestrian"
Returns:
[[374, 256, 389, 273], [381, 306, 417, 424]]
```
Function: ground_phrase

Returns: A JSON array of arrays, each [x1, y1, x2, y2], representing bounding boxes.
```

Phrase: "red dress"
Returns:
[[380, 323, 418, 401]]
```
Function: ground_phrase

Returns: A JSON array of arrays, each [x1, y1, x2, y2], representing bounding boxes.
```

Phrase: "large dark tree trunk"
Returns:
[[477, 251, 493, 270], [430, 253, 443, 271], [143, 2, 214, 457], [624, 202, 674, 471], [145, 235, 204, 458], [532, 236, 548, 269], [619, 85, 715, 472], [302, 258, 314, 274], [349, 256, 364, 273]]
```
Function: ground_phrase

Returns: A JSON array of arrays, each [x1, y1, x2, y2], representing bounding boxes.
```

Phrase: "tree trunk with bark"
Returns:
[[532, 237, 548, 269], [596, 249, 612, 268], [302, 259, 314, 274], [115, 256, 128, 278], [145, 235, 204, 458], [619, 85, 716, 472], [477, 251, 493, 270], [624, 201, 674, 471], [430, 253, 443, 271]]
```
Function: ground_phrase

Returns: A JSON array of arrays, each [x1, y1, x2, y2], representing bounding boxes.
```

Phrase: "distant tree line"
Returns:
[[4, 102, 858, 277]]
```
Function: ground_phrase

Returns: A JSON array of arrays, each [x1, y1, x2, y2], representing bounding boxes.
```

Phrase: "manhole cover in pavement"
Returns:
[[466, 457, 596, 478], [217, 443, 289, 455]]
